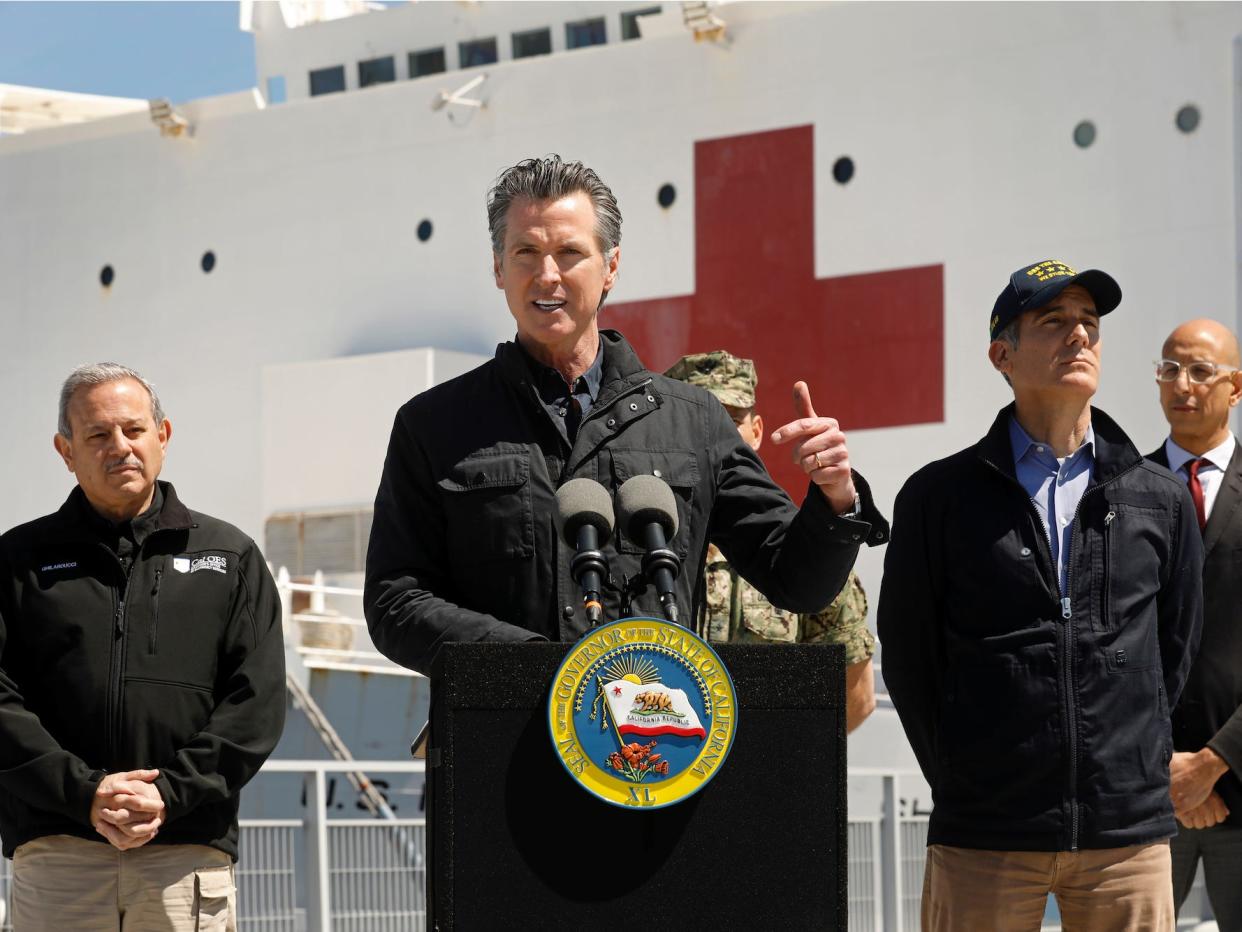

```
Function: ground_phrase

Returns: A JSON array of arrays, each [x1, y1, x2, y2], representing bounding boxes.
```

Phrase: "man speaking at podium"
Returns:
[[364, 155, 888, 675]]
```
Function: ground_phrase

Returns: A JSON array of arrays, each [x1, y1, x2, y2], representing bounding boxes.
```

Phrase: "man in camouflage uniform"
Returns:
[[665, 351, 876, 732]]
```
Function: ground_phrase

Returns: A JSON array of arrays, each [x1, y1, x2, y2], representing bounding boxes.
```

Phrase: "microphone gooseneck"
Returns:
[[555, 478, 615, 626], [615, 475, 682, 625]]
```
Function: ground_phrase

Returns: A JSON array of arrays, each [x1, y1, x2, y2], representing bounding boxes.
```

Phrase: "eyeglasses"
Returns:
[[1154, 359, 1240, 384]]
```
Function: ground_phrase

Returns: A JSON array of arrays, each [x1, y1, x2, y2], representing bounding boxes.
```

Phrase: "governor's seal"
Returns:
[[547, 617, 738, 809]]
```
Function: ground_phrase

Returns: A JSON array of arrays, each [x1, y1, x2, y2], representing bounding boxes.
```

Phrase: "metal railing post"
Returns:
[[305, 768, 332, 931], [880, 773, 903, 932]]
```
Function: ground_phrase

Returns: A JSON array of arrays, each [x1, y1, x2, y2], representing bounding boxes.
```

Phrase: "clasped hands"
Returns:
[[1170, 748, 1231, 830], [90, 768, 165, 851], [770, 381, 857, 515]]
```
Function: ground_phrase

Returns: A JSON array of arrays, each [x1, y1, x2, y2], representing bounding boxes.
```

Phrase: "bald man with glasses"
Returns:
[[1148, 319, 1242, 929]]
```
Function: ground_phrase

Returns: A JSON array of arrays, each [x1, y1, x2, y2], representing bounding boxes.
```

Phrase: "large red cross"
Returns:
[[604, 124, 943, 499]]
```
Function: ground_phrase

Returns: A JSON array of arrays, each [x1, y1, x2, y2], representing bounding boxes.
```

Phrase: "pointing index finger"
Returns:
[[792, 381, 817, 420]]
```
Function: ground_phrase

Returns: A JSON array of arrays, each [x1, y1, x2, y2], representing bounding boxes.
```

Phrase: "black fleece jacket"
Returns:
[[0, 482, 286, 859]]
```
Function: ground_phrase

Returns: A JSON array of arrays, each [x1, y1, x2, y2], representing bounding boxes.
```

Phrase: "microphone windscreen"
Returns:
[[555, 478, 615, 545], [615, 474, 679, 540]]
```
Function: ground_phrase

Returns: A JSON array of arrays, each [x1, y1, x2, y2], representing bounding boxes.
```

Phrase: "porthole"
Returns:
[[832, 157, 854, 185], [100, 265, 115, 287], [1175, 105, 1201, 134], [657, 183, 676, 209], [417, 219, 433, 242], [1073, 120, 1096, 148]]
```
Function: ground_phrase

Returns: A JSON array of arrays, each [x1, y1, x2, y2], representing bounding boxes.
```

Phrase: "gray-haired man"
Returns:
[[0, 363, 286, 930], [364, 155, 888, 673]]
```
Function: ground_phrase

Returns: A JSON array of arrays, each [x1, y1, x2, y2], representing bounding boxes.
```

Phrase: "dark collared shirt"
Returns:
[[520, 338, 605, 445], [80, 484, 165, 585]]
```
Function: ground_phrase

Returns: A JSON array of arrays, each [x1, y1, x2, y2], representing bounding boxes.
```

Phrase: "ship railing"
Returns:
[[0, 763, 1212, 930], [274, 569, 420, 677]]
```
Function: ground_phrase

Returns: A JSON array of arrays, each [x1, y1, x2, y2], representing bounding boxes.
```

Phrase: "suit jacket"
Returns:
[[1149, 439, 1242, 825]]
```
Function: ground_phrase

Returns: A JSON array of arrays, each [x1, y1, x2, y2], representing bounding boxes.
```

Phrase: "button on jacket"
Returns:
[[364, 329, 889, 675], [0, 482, 286, 859], [879, 404, 1203, 851]]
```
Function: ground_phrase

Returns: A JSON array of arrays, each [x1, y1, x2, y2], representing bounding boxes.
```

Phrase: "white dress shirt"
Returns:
[[1164, 432, 1236, 519]]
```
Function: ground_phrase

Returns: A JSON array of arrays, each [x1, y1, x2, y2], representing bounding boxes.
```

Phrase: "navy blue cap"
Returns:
[[990, 259, 1122, 340]]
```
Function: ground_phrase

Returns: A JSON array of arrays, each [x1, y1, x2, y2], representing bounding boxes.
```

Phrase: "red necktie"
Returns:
[[1187, 458, 1207, 531]]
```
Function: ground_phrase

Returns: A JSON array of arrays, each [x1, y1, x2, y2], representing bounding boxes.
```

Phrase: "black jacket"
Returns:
[[878, 405, 1203, 851], [0, 482, 286, 859], [364, 330, 888, 675], [1149, 439, 1242, 825]]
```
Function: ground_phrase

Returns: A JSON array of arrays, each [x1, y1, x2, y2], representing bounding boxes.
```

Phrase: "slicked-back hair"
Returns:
[[486, 155, 622, 258], [58, 362, 165, 438]]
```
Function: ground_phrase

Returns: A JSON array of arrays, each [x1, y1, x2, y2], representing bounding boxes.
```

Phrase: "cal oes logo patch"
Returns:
[[548, 618, 737, 809]]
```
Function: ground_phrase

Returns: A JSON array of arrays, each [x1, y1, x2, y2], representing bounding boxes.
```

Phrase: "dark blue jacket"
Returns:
[[879, 405, 1203, 851]]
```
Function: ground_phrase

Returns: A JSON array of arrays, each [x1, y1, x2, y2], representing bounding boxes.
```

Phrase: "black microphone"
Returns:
[[615, 475, 681, 624], [555, 478, 615, 626]]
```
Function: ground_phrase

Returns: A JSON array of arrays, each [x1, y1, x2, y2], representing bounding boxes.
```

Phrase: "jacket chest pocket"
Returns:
[[438, 452, 535, 564], [131, 554, 234, 686], [603, 449, 699, 557], [1098, 493, 1169, 632]]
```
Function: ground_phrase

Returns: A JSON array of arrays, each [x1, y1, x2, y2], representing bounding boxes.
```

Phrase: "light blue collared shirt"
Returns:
[[1009, 417, 1096, 595]]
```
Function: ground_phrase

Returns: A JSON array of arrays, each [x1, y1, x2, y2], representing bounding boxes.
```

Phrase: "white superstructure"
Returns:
[[2, 4, 1238, 924]]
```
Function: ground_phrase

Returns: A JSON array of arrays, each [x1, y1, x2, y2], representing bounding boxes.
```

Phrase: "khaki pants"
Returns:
[[922, 841, 1174, 932], [11, 834, 236, 932]]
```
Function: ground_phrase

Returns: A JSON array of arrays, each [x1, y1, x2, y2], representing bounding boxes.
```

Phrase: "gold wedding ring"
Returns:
[[813, 451, 824, 470]]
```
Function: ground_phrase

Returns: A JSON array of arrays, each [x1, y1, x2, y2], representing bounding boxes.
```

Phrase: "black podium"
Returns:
[[427, 641, 847, 929]]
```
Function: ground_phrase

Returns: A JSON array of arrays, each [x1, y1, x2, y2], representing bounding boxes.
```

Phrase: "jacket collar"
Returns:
[[52, 480, 194, 542], [976, 402, 1142, 486], [496, 328, 650, 404]]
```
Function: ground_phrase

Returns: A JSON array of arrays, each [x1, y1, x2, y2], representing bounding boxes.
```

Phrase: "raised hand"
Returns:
[[770, 381, 856, 514]]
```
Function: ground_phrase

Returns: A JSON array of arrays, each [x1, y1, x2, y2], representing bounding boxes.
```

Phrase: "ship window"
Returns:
[[657, 183, 676, 208], [358, 56, 396, 88], [512, 27, 552, 59], [1073, 120, 1096, 148], [832, 157, 854, 185], [566, 17, 607, 49], [621, 7, 661, 40], [201, 251, 216, 274], [417, 219, 433, 242], [265, 76, 287, 105], [410, 47, 446, 78], [309, 65, 346, 97], [459, 37, 498, 68], [100, 265, 114, 288], [1175, 104, 1201, 134]]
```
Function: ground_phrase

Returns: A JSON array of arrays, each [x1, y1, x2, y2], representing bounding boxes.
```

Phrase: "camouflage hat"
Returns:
[[664, 350, 757, 408]]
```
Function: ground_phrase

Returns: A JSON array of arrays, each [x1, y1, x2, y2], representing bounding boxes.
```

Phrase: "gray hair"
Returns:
[[58, 363, 165, 437], [486, 155, 622, 258]]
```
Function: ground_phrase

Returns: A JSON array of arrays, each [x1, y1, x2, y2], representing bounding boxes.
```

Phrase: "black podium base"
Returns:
[[428, 641, 846, 929]]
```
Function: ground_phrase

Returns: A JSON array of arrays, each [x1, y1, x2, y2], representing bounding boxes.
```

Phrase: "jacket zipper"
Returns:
[[107, 594, 127, 764], [149, 567, 163, 654], [1049, 468, 1139, 850], [981, 456, 1141, 851], [101, 543, 147, 764], [1101, 511, 1116, 628]]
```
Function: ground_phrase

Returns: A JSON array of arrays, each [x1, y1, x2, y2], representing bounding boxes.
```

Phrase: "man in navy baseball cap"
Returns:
[[881, 256, 1203, 929], [989, 259, 1122, 340]]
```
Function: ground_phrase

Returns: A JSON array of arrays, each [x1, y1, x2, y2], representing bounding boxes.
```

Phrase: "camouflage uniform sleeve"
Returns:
[[797, 571, 875, 664]]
